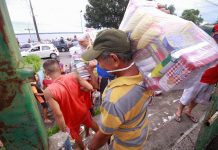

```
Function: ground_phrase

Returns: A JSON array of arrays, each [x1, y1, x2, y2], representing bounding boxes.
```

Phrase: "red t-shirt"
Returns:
[[80, 91, 92, 109], [43, 79, 53, 88], [47, 74, 89, 129], [201, 64, 218, 84], [213, 24, 218, 33]]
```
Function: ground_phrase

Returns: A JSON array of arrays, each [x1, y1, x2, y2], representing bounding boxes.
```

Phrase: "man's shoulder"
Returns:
[[103, 83, 148, 105]]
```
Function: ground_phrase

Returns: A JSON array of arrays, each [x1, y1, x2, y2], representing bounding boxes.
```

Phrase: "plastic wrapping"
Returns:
[[120, 0, 218, 91]]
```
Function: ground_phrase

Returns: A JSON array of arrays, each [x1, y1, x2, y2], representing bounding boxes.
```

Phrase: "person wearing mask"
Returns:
[[82, 29, 153, 150]]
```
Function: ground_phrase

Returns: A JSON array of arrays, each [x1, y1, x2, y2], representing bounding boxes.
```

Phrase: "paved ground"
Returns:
[[58, 51, 72, 70], [145, 91, 208, 150]]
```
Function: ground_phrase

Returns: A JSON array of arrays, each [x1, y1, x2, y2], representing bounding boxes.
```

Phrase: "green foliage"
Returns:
[[167, 4, 176, 15], [47, 125, 60, 137], [181, 9, 204, 25], [23, 55, 42, 73], [94, 107, 101, 116], [84, 0, 129, 29]]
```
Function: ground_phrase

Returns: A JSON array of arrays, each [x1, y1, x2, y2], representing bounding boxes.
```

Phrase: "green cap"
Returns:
[[81, 28, 131, 61]]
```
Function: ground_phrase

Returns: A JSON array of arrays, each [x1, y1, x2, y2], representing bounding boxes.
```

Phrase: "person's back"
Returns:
[[43, 59, 99, 149], [101, 75, 153, 149], [47, 74, 88, 128]]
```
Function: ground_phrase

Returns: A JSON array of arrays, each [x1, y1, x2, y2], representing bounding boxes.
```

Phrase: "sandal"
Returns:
[[185, 113, 198, 123], [175, 114, 182, 122]]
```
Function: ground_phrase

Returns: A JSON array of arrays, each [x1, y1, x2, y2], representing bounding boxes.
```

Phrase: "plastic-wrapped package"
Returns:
[[122, 8, 149, 32], [135, 56, 157, 73], [134, 48, 157, 75], [158, 42, 218, 91], [143, 73, 160, 90], [120, 0, 218, 91], [159, 60, 211, 92], [119, 0, 157, 30], [130, 14, 153, 40]]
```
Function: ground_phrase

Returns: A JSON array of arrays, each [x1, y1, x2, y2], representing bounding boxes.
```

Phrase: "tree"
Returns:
[[167, 4, 176, 15], [181, 9, 204, 25], [84, 0, 129, 29], [23, 55, 42, 73]]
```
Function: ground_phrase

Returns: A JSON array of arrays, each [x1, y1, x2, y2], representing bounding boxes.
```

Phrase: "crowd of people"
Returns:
[[29, 22, 218, 150]]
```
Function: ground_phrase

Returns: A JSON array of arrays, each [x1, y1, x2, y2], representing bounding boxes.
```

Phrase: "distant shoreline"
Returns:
[[15, 32, 83, 35], [16, 32, 83, 43]]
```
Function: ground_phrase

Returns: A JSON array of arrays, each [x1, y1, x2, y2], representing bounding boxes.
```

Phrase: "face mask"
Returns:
[[107, 62, 135, 73]]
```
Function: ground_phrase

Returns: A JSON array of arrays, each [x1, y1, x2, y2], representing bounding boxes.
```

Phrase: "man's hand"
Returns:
[[87, 59, 98, 73], [157, 3, 170, 14], [80, 86, 95, 92], [79, 78, 94, 92], [87, 60, 99, 89], [88, 130, 112, 150]]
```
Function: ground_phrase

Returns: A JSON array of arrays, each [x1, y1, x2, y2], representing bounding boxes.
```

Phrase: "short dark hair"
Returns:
[[43, 59, 60, 75], [99, 51, 133, 64]]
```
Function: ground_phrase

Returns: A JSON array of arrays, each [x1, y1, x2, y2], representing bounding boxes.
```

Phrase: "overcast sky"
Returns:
[[6, 0, 88, 33], [5, 0, 218, 34]]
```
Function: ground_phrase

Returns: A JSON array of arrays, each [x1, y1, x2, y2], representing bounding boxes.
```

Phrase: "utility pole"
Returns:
[[80, 10, 84, 33], [29, 0, 41, 42], [25, 28, 33, 42]]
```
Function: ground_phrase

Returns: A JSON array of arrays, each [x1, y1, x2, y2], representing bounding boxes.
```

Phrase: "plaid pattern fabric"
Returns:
[[159, 58, 198, 91], [159, 43, 218, 91], [165, 59, 192, 85]]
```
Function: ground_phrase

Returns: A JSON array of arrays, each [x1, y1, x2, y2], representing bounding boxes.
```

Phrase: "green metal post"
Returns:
[[0, 0, 48, 149], [195, 85, 218, 150]]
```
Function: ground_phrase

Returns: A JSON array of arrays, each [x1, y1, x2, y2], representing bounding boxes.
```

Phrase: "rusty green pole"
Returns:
[[195, 85, 218, 150], [0, 0, 48, 149]]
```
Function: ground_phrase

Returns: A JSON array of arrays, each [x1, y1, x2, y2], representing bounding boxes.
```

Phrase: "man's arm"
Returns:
[[88, 69, 99, 90], [87, 60, 99, 89], [44, 89, 67, 132], [71, 73, 94, 91], [88, 130, 112, 150], [35, 93, 44, 96], [88, 100, 123, 149]]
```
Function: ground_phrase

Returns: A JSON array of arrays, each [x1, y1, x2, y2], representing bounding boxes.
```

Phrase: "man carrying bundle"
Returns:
[[82, 29, 153, 150]]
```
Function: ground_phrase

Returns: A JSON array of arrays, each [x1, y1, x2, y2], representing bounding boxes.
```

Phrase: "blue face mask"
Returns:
[[97, 64, 115, 80], [105, 70, 115, 79]]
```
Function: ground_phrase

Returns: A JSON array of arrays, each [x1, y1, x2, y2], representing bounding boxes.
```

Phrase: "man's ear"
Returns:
[[109, 53, 120, 67]]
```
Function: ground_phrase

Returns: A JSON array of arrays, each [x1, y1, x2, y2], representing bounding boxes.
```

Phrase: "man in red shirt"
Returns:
[[175, 63, 218, 123], [43, 59, 99, 149]]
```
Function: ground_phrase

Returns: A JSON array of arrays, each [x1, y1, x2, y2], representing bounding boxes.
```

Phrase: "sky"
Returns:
[[157, 0, 218, 23], [6, 0, 88, 33], [5, 0, 218, 34]]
